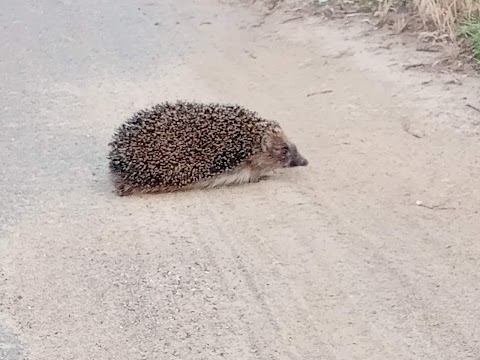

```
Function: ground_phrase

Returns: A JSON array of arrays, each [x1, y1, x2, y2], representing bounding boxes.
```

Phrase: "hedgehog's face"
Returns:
[[261, 128, 308, 169], [271, 142, 309, 168]]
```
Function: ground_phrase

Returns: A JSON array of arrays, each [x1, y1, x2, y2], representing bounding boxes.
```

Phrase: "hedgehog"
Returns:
[[108, 101, 308, 195]]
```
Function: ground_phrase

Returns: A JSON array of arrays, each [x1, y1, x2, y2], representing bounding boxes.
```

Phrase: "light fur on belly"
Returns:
[[192, 166, 260, 190], [113, 164, 272, 196]]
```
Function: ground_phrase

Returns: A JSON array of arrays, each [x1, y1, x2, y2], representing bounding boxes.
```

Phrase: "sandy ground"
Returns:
[[1, 0, 480, 359]]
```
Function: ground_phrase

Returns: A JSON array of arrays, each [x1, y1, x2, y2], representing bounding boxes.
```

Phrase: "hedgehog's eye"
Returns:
[[281, 146, 289, 155]]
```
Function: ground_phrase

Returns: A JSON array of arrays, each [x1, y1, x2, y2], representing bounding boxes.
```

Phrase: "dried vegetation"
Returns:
[[329, 0, 480, 64]]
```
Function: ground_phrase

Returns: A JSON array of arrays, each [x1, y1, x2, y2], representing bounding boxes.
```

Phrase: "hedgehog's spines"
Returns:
[[108, 100, 281, 194]]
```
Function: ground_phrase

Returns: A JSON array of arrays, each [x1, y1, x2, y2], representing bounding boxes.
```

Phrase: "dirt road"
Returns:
[[1, 0, 480, 359]]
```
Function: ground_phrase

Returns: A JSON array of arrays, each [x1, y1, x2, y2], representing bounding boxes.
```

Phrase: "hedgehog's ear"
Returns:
[[261, 133, 272, 152]]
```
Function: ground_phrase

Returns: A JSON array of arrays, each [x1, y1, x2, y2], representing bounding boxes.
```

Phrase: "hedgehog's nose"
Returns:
[[291, 155, 308, 167], [298, 157, 308, 166]]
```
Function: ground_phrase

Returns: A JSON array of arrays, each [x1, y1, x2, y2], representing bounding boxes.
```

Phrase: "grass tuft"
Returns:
[[413, 0, 480, 41], [461, 17, 480, 59]]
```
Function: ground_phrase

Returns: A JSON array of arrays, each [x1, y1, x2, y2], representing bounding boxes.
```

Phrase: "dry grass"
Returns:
[[346, 0, 480, 41], [330, 0, 480, 65], [413, 0, 480, 40], [254, 0, 480, 63]]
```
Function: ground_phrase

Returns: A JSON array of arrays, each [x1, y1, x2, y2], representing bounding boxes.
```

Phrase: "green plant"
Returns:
[[461, 17, 480, 59]]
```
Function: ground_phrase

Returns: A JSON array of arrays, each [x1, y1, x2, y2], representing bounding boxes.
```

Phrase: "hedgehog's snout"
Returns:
[[287, 143, 308, 168], [291, 154, 308, 167], [289, 152, 308, 167]]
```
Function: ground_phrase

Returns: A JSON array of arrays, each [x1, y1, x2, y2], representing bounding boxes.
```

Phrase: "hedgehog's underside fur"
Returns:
[[108, 101, 282, 195]]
